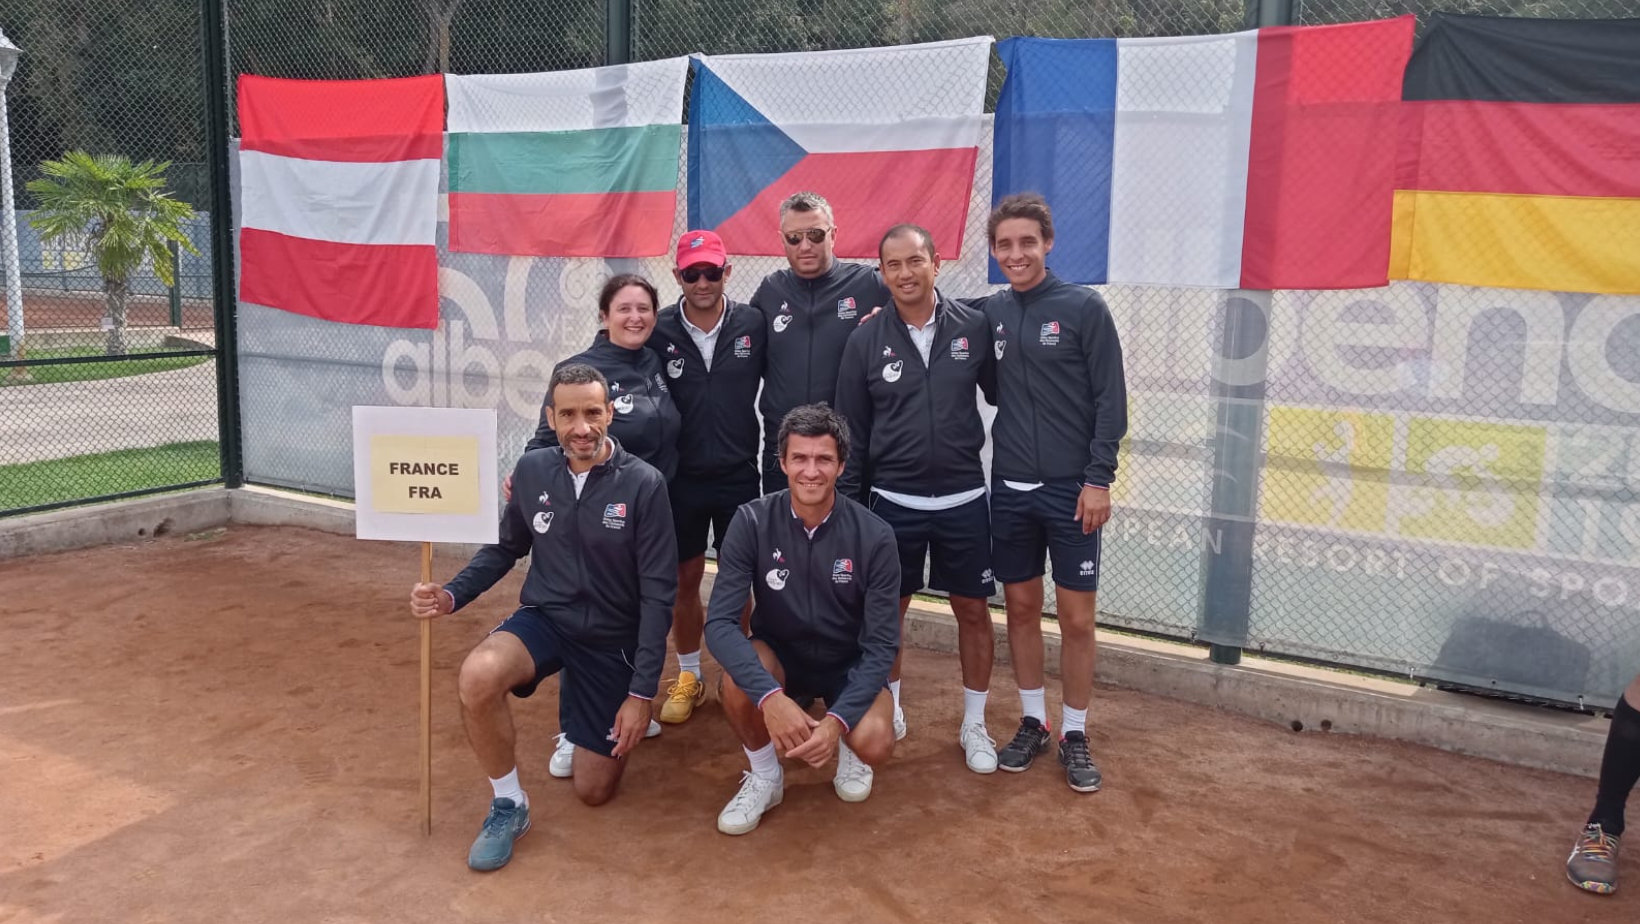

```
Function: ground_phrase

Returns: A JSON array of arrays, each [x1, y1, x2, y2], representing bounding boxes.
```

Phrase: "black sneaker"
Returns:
[[1058, 731, 1102, 792], [997, 716, 1052, 772]]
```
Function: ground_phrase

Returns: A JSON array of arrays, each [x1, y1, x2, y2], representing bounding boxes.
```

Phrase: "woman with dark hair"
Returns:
[[524, 274, 682, 482]]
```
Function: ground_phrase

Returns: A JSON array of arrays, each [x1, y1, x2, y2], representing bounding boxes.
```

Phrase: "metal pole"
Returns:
[[201, 0, 243, 487], [0, 30, 23, 363], [604, 0, 632, 65], [168, 239, 183, 327], [1199, 0, 1294, 665]]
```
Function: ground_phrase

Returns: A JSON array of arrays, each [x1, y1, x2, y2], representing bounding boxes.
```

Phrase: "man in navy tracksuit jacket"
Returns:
[[704, 404, 901, 835], [751, 191, 892, 494], [645, 230, 765, 725], [833, 223, 1002, 775], [980, 193, 1127, 795], [410, 363, 677, 872]]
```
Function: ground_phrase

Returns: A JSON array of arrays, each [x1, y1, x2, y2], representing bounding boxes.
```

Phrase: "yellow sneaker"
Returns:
[[659, 670, 706, 724]]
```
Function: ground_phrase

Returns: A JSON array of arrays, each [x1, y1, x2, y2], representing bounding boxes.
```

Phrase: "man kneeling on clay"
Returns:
[[705, 403, 901, 834], [410, 362, 676, 871]]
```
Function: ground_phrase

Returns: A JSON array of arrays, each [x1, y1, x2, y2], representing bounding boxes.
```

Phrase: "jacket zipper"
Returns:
[[1017, 291, 1045, 483]]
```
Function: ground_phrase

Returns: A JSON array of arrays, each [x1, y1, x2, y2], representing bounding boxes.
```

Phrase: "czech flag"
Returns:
[[686, 38, 993, 258]]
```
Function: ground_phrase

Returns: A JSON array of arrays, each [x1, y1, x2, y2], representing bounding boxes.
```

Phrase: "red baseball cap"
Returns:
[[675, 230, 728, 270]]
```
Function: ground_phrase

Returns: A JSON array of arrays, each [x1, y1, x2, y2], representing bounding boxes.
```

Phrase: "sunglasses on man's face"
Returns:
[[679, 265, 725, 284], [782, 228, 831, 247]]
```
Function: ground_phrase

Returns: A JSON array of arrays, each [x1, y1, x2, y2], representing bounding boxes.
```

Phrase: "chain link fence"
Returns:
[[7, 0, 1630, 706], [0, 0, 220, 515]]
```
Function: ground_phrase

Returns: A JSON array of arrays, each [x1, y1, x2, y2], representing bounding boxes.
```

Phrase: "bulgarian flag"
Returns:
[[237, 75, 443, 329], [687, 38, 993, 258], [991, 18, 1415, 288], [445, 59, 689, 258]]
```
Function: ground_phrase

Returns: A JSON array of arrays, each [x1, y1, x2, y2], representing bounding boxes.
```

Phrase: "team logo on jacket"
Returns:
[[837, 297, 858, 320], [537, 491, 550, 506], [831, 558, 854, 584], [882, 345, 895, 358], [603, 503, 628, 530], [1040, 321, 1061, 346], [532, 511, 554, 534], [734, 335, 752, 359], [994, 322, 1007, 360], [765, 568, 790, 591], [614, 394, 635, 414], [666, 342, 678, 354], [610, 381, 623, 393], [773, 303, 792, 333], [772, 547, 785, 563], [882, 360, 903, 384], [667, 358, 685, 379], [950, 337, 970, 361]]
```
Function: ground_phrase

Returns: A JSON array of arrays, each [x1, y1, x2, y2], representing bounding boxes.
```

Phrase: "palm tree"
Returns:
[[26, 152, 199, 356]]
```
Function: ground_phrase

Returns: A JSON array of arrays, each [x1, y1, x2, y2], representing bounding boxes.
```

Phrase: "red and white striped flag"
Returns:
[[237, 75, 444, 329]]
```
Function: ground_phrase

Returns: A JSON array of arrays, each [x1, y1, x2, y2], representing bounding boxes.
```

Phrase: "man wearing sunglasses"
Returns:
[[646, 230, 766, 726], [751, 191, 892, 495]]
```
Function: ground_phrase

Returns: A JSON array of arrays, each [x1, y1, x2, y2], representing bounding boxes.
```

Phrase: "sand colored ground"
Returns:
[[1, 525, 1633, 923]]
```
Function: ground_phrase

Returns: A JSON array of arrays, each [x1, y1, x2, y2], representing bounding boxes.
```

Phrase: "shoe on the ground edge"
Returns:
[[718, 771, 783, 835], [997, 716, 1051, 772], [549, 733, 575, 779], [659, 671, 707, 724], [960, 722, 998, 774], [467, 798, 531, 871], [647, 718, 662, 738], [1058, 730, 1102, 793], [1567, 823, 1621, 895], [834, 741, 874, 802], [893, 708, 907, 742]]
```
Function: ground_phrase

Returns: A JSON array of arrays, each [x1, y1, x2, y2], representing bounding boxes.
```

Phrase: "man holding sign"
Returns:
[[411, 363, 677, 872]]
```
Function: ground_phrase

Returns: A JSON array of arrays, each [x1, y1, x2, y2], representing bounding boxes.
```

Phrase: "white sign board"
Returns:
[[351, 406, 500, 544]]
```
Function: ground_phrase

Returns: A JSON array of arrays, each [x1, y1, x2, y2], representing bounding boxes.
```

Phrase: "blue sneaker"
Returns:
[[467, 797, 531, 871]]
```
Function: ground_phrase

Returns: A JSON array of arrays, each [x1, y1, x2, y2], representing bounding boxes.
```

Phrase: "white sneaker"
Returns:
[[833, 742, 874, 802], [960, 722, 998, 774], [717, 771, 784, 835], [893, 708, 907, 742], [549, 733, 575, 778], [647, 719, 662, 739]]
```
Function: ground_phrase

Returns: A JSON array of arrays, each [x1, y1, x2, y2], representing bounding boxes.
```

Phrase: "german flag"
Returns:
[[1391, 14, 1640, 294]]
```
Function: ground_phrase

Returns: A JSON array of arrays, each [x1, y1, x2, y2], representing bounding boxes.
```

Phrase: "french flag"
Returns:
[[687, 38, 993, 258], [991, 18, 1414, 289]]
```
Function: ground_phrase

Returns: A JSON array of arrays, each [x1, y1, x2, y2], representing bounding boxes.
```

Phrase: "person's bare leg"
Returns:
[[1055, 588, 1098, 712], [889, 597, 911, 684], [672, 555, 707, 659], [456, 633, 538, 779], [950, 595, 994, 692], [720, 640, 786, 750], [571, 747, 628, 806], [845, 688, 898, 765], [1003, 579, 1046, 693]]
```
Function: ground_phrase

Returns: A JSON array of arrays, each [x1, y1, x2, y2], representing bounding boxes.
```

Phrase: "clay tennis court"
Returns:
[[1, 525, 1632, 923]]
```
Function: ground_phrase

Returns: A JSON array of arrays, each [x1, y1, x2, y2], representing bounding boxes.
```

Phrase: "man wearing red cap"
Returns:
[[646, 230, 766, 724]]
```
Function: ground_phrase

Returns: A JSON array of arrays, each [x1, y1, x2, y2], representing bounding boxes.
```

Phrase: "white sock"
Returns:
[[489, 767, 526, 808], [889, 679, 903, 715], [678, 650, 702, 679], [745, 743, 781, 782], [962, 687, 989, 729], [1020, 687, 1048, 726], [1062, 705, 1087, 737]]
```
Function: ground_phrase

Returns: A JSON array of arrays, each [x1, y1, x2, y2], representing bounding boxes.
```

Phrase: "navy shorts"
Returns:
[[492, 608, 635, 759], [754, 635, 862, 710], [990, 480, 1103, 592], [670, 467, 759, 562], [868, 493, 996, 599]]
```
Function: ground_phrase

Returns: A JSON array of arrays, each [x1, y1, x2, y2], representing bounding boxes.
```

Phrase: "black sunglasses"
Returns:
[[679, 265, 725, 283], [782, 228, 831, 246]]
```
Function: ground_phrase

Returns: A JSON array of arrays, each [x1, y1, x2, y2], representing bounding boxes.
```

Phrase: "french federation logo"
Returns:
[[832, 558, 854, 584], [736, 335, 752, 349], [837, 297, 858, 320], [953, 337, 969, 351], [605, 503, 627, 518], [1040, 321, 1061, 346]]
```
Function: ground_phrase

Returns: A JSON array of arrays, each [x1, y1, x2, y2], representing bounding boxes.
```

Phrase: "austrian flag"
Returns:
[[237, 75, 444, 329]]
